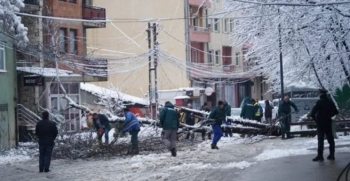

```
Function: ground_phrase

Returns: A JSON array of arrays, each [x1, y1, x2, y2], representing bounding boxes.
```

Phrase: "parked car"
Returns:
[[231, 108, 242, 119]]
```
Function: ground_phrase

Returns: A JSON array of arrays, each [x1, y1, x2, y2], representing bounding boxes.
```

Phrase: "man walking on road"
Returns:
[[209, 101, 226, 149], [311, 89, 339, 162], [160, 101, 180, 157], [35, 111, 58, 173], [278, 95, 299, 140]]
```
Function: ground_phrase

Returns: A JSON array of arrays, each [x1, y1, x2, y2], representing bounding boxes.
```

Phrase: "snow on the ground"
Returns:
[[0, 147, 35, 165], [1, 135, 350, 180]]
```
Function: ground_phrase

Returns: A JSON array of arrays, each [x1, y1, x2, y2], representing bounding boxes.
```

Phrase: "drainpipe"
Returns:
[[184, 0, 191, 85]]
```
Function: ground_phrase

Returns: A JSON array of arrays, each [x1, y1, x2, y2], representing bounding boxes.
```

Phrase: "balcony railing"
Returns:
[[223, 65, 235, 72], [83, 58, 108, 77], [189, 26, 210, 42], [24, 0, 39, 5], [193, 26, 209, 32], [83, 5, 106, 20]]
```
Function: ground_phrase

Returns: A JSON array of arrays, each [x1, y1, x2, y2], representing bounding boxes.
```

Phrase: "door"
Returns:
[[0, 104, 9, 150]]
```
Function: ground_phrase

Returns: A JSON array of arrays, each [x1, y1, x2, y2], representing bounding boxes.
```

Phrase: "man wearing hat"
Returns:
[[310, 89, 339, 162]]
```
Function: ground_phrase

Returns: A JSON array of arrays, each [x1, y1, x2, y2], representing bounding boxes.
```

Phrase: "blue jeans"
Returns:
[[39, 145, 53, 171], [212, 125, 223, 145], [98, 127, 110, 143], [225, 132, 233, 137]]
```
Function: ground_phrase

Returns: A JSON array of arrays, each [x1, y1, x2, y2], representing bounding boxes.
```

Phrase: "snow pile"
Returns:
[[0, 146, 37, 165], [255, 148, 313, 161], [80, 83, 149, 105]]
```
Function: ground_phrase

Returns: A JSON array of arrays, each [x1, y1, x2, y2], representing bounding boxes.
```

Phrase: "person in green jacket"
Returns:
[[278, 96, 299, 140], [160, 101, 180, 157], [240, 97, 258, 120]]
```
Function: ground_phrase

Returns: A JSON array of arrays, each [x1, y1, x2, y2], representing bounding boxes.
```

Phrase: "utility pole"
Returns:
[[278, 8, 284, 100], [147, 22, 153, 119], [153, 23, 159, 117]]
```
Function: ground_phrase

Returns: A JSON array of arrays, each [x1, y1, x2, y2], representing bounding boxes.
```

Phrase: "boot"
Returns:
[[211, 144, 219, 150], [312, 155, 324, 162], [170, 148, 176, 157], [327, 154, 335, 160]]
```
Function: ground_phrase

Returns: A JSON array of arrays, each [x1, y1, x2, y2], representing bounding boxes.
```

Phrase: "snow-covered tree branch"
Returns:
[[0, 0, 28, 46]]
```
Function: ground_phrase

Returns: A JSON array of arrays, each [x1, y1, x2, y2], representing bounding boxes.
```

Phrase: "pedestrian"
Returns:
[[184, 103, 195, 139], [123, 108, 141, 155], [240, 97, 256, 120], [92, 113, 111, 144], [253, 99, 262, 122], [35, 111, 58, 173], [160, 101, 180, 157], [310, 89, 339, 162], [209, 100, 226, 149], [223, 100, 232, 117], [278, 95, 299, 140], [200, 102, 212, 141], [264, 100, 274, 124]]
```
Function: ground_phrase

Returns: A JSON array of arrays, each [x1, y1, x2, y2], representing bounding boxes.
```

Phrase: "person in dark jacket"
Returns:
[[264, 100, 274, 124], [240, 97, 258, 120], [223, 100, 232, 117], [200, 102, 212, 141], [209, 100, 226, 149], [278, 96, 299, 140], [92, 113, 111, 144], [160, 101, 180, 157], [310, 89, 339, 162], [35, 111, 58, 173], [123, 108, 141, 155], [184, 103, 195, 139]]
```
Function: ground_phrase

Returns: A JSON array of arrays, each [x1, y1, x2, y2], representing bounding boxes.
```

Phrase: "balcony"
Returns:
[[83, 58, 108, 79], [189, 0, 210, 7], [223, 65, 235, 72], [82, 5, 106, 28], [21, 0, 40, 13], [189, 26, 210, 43]]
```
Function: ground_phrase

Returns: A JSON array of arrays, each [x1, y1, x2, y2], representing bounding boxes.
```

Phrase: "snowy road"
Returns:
[[1, 136, 350, 181]]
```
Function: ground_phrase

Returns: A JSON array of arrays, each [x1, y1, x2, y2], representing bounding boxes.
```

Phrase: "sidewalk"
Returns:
[[237, 153, 350, 181]]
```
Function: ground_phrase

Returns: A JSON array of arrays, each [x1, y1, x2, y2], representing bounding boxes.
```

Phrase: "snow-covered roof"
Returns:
[[80, 83, 149, 106], [17, 67, 81, 77], [159, 87, 205, 92], [174, 95, 190, 99]]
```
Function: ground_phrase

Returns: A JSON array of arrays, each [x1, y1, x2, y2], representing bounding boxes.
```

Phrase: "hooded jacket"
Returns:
[[160, 102, 180, 130], [123, 111, 141, 133]]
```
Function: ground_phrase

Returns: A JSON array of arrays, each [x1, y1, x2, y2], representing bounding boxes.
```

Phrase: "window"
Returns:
[[207, 18, 212, 31], [193, 50, 198, 63], [69, 0, 77, 3], [230, 19, 234, 32], [208, 50, 213, 64], [236, 52, 240, 65], [69, 29, 77, 54], [215, 50, 220, 64], [224, 19, 228, 32], [0, 45, 5, 72], [59, 28, 67, 53], [214, 18, 220, 32]]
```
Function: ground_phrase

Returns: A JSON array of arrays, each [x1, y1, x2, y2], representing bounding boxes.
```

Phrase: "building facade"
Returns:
[[17, 0, 108, 133], [86, 0, 268, 108], [0, 32, 18, 149]]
